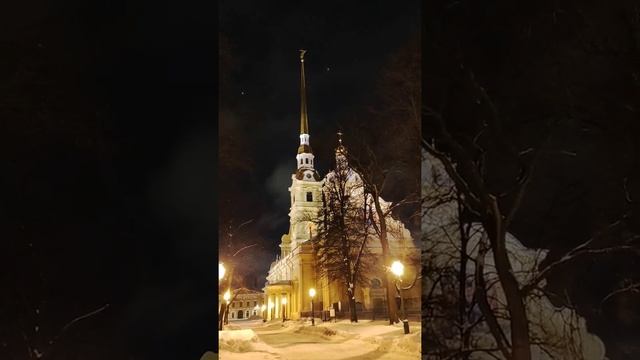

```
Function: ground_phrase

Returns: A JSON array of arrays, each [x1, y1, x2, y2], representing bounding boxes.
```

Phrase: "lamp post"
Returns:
[[309, 288, 316, 326], [220, 289, 231, 329], [390, 260, 409, 335], [282, 296, 287, 323], [261, 304, 267, 322], [218, 263, 226, 328]]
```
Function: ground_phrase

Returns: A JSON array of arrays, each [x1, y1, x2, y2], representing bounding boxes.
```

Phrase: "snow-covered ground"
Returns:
[[219, 319, 421, 360]]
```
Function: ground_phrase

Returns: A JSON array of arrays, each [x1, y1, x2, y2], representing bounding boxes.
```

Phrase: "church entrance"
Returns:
[[237, 310, 244, 319]]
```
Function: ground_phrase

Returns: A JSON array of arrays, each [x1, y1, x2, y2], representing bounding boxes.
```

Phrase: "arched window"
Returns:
[[246, 310, 250, 318], [305, 158, 309, 164], [231, 312, 235, 319], [306, 192, 313, 202], [371, 278, 382, 289]]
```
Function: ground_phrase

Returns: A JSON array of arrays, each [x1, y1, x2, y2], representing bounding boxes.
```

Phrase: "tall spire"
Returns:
[[335, 130, 347, 154], [299, 49, 309, 135], [297, 50, 313, 157], [335, 130, 348, 169], [294, 49, 317, 179]]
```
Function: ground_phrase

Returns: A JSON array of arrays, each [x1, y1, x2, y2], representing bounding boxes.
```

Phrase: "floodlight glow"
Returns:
[[219, 263, 226, 280], [391, 260, 404, 277]]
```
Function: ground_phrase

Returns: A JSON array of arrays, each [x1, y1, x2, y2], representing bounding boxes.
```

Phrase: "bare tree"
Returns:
[[311, 152, 375, 323], [344, 37, 421, 325], [218, 218, 257, 330], [423, 97, 639, 360]]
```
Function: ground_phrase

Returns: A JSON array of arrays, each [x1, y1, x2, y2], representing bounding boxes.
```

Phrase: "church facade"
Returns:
[[263, 51, 420, 321]]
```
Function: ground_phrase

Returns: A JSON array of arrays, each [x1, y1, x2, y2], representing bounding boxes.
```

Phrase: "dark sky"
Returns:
[[2, 0, 218, 358], [219, 0, 420, 289]]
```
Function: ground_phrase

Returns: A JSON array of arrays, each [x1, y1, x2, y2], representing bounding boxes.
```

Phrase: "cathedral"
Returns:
[[263, 50, 420, 321]]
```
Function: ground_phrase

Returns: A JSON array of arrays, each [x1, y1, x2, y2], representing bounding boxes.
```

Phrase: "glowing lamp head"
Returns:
[[223, 289, 231, 303], [219, 263, 226, 280], [309, 288, 316, 298], [390, 260, 404, 277], [282, 297, 287, 305]]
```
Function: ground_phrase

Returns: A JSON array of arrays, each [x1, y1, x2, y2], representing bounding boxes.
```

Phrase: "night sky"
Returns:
[[219, 0, 420, 289], [2, 0, 218, 358]]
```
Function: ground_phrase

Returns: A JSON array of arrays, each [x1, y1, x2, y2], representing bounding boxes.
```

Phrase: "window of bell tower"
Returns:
[[306, 192, 313, 202]]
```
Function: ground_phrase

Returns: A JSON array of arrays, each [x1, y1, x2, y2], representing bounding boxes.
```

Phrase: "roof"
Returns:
[[297, 144, 313, 154], [295, 168, 322, 181]]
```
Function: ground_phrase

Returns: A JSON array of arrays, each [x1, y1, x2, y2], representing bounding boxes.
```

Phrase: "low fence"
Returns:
[[299, 309, 421, 322]]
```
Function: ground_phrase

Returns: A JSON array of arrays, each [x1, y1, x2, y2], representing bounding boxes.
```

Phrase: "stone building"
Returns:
[[263, 50, 420, 321], [229, 288, 264, 321]]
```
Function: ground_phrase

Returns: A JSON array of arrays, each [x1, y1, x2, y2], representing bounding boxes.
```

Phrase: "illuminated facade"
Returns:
[[263, 51, 420, 320], [229, 289, 264, 321]]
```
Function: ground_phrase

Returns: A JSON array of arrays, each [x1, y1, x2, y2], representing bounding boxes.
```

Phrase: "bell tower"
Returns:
[[281, 50, 324, 257], [295, 49, 318, 180]]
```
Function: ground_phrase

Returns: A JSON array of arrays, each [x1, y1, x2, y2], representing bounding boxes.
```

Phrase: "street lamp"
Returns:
[[220, 289, 231, 328], [219, 263, 226, 281], [390, 260, 409, 334], [309, 288, 316, 326], [390, 260, 404, 278], [282, 296, 287, 323], [261, 304, 267, 322]]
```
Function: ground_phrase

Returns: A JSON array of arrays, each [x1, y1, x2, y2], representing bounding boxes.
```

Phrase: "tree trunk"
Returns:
[[486, 197, 531, 360], [348, 290, 358, 323], [458, 198, 470, 357], [218, 302, 226, 330], [372, 192, 399, 324]]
